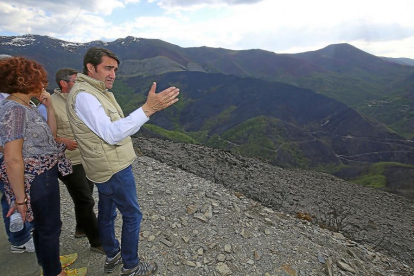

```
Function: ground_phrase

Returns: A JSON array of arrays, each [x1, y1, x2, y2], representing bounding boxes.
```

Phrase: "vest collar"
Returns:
[[76, 73, 108, 93], [53, 88, 68, 100]]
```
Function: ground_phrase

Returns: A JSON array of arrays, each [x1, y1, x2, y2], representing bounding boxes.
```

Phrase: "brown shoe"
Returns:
[[74, 231, 86, 238], [90, 245, 105, 255]]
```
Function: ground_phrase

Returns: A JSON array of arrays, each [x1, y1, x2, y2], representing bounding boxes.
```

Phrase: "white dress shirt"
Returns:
[[74, 92, 149, 145]]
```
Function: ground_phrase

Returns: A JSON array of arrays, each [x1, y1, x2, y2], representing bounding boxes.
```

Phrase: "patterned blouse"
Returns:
[[0, 100, 72, 221]]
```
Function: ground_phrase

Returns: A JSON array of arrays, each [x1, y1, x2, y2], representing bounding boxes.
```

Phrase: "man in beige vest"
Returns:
[[52, 68, 103, 254], [66, 47, 179, 276]]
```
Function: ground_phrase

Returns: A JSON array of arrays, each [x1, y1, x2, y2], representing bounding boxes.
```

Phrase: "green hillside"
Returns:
[[358, 95, 414, 138], [350, 162, 414, 188], [142, 124, 197, 144]]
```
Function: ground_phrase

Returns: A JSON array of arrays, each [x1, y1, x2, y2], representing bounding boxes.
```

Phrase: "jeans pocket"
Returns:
[[96, 182, 113, 196]]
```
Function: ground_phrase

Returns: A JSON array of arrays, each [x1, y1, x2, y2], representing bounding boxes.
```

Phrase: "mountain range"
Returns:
[[2, 34, 414, 198]]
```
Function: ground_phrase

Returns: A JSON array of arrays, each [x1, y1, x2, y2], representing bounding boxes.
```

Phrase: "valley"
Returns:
[[1, 34, 414, 198]]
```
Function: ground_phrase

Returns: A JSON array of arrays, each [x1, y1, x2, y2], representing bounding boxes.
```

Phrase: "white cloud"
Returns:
[[157, 0, 263, 8], [154, 0, 264, 12], [173, 0, 414, 57], [0, 3, 109, 39], [1, 0, 414, 58], [353, 37, 414, 59], [2, 0, 126, 15]]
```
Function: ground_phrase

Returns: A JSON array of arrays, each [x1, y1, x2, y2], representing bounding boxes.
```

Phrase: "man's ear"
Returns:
[[87, 63, 94, 74], [59, 80, 67, 88]]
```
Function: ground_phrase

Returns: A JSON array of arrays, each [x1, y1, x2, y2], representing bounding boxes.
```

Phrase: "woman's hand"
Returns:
[[36, 89, 58, 137], [6, 202, 27, 223], [37, 89, 52, 107], [56, 137, 78, 151]]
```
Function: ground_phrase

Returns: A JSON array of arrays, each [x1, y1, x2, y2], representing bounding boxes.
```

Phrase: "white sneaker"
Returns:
[[10, 237, 35, 253]]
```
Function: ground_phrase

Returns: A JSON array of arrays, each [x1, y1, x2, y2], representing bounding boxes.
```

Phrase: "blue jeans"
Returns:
[[30, 165, 62, 276], [95, 165, 142, 269], [0, 157, 33, 246]]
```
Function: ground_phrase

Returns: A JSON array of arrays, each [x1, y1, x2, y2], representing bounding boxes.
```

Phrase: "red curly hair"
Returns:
[[0, 56, 48, 95]]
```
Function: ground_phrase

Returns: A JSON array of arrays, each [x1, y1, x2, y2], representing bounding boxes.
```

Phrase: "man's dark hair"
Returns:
[[83, 47, 120, 75], [55, 68, 78, 89]]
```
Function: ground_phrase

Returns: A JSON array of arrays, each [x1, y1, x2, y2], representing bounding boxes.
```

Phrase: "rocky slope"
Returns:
[[133, 136, 414, 271], [12, 136, 411, 275], [53, 154, 413, 276]]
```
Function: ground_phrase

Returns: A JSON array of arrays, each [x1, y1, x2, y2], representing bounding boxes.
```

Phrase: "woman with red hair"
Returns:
[[0, 56, 86, 276]]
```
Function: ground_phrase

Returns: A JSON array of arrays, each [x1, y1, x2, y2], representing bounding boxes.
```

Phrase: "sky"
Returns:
[[1, 0, 414, 58]]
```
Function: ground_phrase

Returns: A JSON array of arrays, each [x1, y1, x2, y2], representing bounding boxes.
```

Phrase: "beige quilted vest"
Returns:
[[66, 73, 136, 183], [51, 89, 82, 165]]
